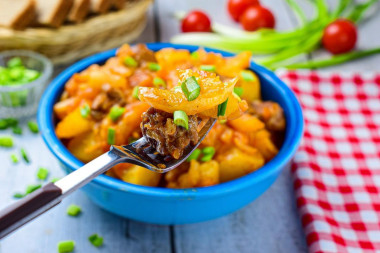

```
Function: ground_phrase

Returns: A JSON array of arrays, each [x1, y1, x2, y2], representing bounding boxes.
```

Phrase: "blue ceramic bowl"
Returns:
[[38, 43, 303, 224]]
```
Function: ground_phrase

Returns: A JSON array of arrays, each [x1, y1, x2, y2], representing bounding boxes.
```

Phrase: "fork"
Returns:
[[0, 119, 216, 239]]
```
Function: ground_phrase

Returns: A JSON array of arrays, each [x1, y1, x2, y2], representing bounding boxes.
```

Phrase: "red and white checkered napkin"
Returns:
[[279, 71, 380, 253]]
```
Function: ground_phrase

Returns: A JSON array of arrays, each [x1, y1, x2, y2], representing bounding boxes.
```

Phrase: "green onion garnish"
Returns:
[[58, 240, 75, 253], [217, 98, 229, 117], [0, 119, 7, 129], [200, 65, 216, 72], [25, 184, 41, 194], [24, 69, 40, 81], [123, 56, 138, 67], [51, 177, 60, 183], [80, 104, 90, 118], [13, 193, 24, 199], [132, 86, 140, 100], [0, 118, 18, 129], [186, 149, 201, 161], [0, 136, 13, 147], [67, 204, 82, 217], [20, 148, 29, 163], [201, 147, 216, 162], [10, 154, 19, 163], [107, 128, 116, 145], [173, 86, 182, 92], [201, 154, 214, 162], [37, 167, 49, 180], [191, 51, 199, 59], [109, 106, 125, 122], [233, 87, 244, 97], [173, 111, 189, 130], [240, 70, 255, 82], [27, 121, 39, 133], [181, 76, 201, 101], [148, 62, 161, 71], [7, 57, 23, 68], [12, 126, 22, 135], [153, 77, 166, 88], [88, 234, 104, 248]]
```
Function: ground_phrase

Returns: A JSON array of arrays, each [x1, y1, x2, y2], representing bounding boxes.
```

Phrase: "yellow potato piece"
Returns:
[[239, 70, 261, 102], [120, 164, 161, 187], [67, 131, 104, 163], [56, 107, 93, 139]]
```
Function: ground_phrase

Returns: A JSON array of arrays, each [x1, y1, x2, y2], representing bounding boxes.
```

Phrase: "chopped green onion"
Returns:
[[51, 177, 60, 183], [27, 121, 39, 133], [58, 240, 75, 253], [88, 234, 104, 248], [233, 87, 244, 97], [132, 86, 140, 100], [173, 111, 189, 130], [25, 184, 41, 194], [12, 126, 22, 135], [173, 86, 182, 92], [109, 106, 125, 122], [153, 77, 166, 88], [67, 204, 82, 217], [200, 65, 216, 72], [13, 193, 24, 199], [37, 167, 49, 180], [20, 148, 30, 163], [0, 119, 8, 129], [217, 99, 229, 117], [181, 76, 201, 101], [240, 70, 255, 82], [0, 136, 13, 147], [23, 69, 40, 81], [219, 119, 227, 124], [80, 104, 90, 118], [148, 62, 161, 71], [123, 56, 138, 67], [191, 51, 199, 59], [6, 118, 18, 127], [202, 147, 215, 155], [7, 57, 23, 68], [9, 68, 24, 80], [107, 128, 116, 145], [200, 154, 214, 162], [10, 154, 19, 163], [186, 149, 201, 161]]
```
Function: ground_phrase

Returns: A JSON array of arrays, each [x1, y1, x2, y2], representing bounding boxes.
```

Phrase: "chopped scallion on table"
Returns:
[[13, 193, 24, 199], [0, 119, 8, 129], [51, 177, 60, 183], [173, 110, 189, 130], [132, 86, 140, 100], [107, 128, 116, 145], [25, 184, 41, 194], [80, 104, 90, 118], [123, 56, 138, 67], [20, 148, 30, 163], [88, 234, 104, 248], [200, 65, 216, 72], [12, 126, 22, 135], [186, 148, 201, 161], [240, 70, 255, 82], [27, 121, 39, 133], [181, 76, 200, 101], [233, 87, 244, 97], [217, 99, 229, 117], [109, 106, 125, 122], [0, 136, 13, 147], [153, 77, 166, 88], [10, 154, 19, 163], [37, 167, 49, 180], [58, 240, 75, 253], [67, 204, 82, 217], [148, 62, 161, 71]]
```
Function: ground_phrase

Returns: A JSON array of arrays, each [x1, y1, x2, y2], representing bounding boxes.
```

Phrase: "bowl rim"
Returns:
[[38, 43, 303, 199]]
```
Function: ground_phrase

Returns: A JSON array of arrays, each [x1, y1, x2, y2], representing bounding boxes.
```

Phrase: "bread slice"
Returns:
[[35, 0, 74, 27], [0, 0, 36, 29], [111, 0, 125, 9], [90, 0, 112, 13], [68, 0, 90, 23]]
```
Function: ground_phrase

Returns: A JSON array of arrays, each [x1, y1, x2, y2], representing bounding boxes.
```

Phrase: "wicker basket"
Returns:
[[0, 0, 152, 65]]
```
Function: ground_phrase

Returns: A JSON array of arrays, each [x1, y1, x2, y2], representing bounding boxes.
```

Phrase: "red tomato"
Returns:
[[181, 10, 211, 33], [322, 19, 358, 54], [240, 6, 275, 31], [227, 0, 260, 22]]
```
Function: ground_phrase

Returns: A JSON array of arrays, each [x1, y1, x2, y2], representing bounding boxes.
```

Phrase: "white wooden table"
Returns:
[[0, 1, 379, 252]]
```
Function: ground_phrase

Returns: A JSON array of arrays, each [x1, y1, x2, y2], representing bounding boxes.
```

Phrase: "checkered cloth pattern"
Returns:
[[279, 71, 380, 253]]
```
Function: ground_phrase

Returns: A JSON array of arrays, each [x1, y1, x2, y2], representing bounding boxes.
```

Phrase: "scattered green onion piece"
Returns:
[[51, 177, 60, 183], [6, 118, 18, 127], [200, 65, 216, 72], [88, 234, 104, 248], [13, 193, 24, 199], [10, 154, 19, 163], [23, 69, 40, 81], [217, 98, 228, 117], [58, 240, 75, 253], [186, 149, 201, 162], [190, 51, 199, 59], [123, 56, 138, 67], [148, 62, 161, 71], [37, 167, 49, 180], [27, 121, 39, 133], [25, 184, 41, 194], [80, 104, 90, 118], [153, 77, 166, 88], [201, 154, 214, 162], [109, 106, 125, 122], [0, 119, 8, 129], [219, 119, 227, 124], [181, 76, 201, 101], [107, 128, 116, 145], [240, 70, 255, 82], [233, 87, 244, 97], [0, 136, 13, 147], [7, 57, 23, 68], [20, 148, 30, 163], [173, 110, 189, 130], [67, 204, 82, 217], [132, 86, 140, 100], [202, 147, 215, 156], [12, 126, 22, 135]]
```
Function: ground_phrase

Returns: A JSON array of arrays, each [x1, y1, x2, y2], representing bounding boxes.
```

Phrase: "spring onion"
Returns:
[[10, 154, 19, 163], [58, 240, 75, 253], [0, 120, 7, 129], [123, 56, 138, 67], [51, 177, 60, 183], [20, 148, 29, 163], [7, 57, 23, 68], [0, 118, 18, 129], [153, 77, 166, 88], [132, 86, 140, 100], [200, 65, 216, 72], [12, 126, 22, 135], [13, 193, 24, 199], [181, 76, 201, 101], [25, 184, 41, 194], [67, 204, 82, 217], [186, 149, 201, 161], [0, 136, 13, 147], [240, 70, 255, 82], [27, 121, 39, 133], [80, 104, 90, 118], [37, 167, 49, 180], [148, 62, 161, 71], [173, 110, 189, 130], [88, 234, 104, 248], [233, 87, 244, 97], [107, 128, 116, 145], [217, 99, 228, 117], [201, 146, 216, 162], [191, 51, 199, 59], [109, 106, 125, 122]]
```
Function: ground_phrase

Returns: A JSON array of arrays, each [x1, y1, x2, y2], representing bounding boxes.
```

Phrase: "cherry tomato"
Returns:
[[240, 6, 275, 31], [181, 10, 211, 33], [227, 0, 260, 22], [322, 19, 357, 54]]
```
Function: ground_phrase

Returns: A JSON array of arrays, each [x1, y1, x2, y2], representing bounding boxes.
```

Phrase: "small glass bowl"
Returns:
[[0, 50, 53, 118]]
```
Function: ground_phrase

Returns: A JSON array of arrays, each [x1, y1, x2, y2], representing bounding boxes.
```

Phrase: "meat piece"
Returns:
[[248, 101, 286, 131], [90, 86, 125, 120], [131, 44, 157, 63], [141, 108, 199, 159], [68, 0, 90, 23], [90, 0, 111, 13], [0, 0, 36, 29], [35, 0, 74, 27]]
